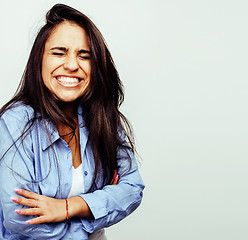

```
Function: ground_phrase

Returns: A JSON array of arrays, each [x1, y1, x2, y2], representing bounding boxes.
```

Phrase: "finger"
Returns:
[[15, 208, 40, 216], [112, 173, 119, 185], [14, 188, 41, 200], [25, 216, 47, 225], [110, 170, 119, 185], [11, 196, 37, 208], [110, 170, 116, 185]]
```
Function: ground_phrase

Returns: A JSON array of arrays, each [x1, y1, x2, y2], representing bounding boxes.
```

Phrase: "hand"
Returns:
[[110, 170, 119, 185], [11, 170, 119, 224], [11, 188, 67, 225]]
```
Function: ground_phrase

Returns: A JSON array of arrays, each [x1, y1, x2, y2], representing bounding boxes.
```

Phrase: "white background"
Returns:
[[1, 0, 248, 239]]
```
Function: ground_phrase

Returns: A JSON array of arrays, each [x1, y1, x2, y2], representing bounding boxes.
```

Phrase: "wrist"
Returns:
[[67, 196, 93, 218], [65, 199, 69, 220]]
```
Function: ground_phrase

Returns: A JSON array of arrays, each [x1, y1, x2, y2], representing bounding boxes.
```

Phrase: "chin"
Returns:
[[55, 95, 79, 103], [60, 98, 78, 103], [53, 91, 84, 103]]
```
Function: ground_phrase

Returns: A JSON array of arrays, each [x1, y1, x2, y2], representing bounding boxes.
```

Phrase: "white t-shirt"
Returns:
[[68, 164, 106, 240], [68, 163, 85, 198]]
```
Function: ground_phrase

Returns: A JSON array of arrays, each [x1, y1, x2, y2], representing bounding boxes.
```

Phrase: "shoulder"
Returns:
[[0, 103, 36, 154], [0, 102, 36, 136], [1, 102, 35, 123]]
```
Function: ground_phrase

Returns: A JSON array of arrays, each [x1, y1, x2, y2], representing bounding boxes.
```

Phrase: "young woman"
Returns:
[[0, 4, 144, 240]]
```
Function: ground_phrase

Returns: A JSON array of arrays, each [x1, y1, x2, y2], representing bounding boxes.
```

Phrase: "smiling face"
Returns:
[[42, 21, 91, 102]]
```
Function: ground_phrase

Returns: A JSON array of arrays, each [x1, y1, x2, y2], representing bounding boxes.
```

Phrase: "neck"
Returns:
[[59, 101, 78, 119], [55, 101, 78, 133]]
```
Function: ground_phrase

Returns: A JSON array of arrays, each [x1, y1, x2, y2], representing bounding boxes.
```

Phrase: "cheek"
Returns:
[[41, 60, 56, 92], [80, 62, 91, 76], [41, 68, 50, 88], [87, 62, 92, 74], [41, 57, 58, 85]]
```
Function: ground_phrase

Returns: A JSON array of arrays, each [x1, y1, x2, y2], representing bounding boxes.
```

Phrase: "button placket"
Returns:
[[66, 150, 72, 161]]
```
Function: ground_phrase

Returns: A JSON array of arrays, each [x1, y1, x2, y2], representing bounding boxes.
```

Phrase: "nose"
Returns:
[[63, 55, 79, 72]]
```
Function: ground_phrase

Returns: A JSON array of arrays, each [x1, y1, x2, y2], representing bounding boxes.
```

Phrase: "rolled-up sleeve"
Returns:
[[79, 145, 145, 233]]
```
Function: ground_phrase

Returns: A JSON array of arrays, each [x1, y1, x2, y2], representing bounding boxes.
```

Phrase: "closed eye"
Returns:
[[78, 49, 91, 60], [52, 52, 65, 56], [79, 55, 91, 60]]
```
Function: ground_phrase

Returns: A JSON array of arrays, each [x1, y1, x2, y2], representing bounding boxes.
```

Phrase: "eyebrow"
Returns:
[[78, 49, 91, 54], [50, 47, 68, 51], [50, 47, 90, 54]]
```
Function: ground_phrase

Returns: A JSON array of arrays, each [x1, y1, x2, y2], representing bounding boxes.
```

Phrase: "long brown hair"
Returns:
[[0, 4, 134, 190]]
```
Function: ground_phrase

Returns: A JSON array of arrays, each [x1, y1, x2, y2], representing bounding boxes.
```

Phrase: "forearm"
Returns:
[[78, 174, 144, 232], [67, 169, 119, 219], [76, 148, 145, 232], [67, 196, 93, 219]]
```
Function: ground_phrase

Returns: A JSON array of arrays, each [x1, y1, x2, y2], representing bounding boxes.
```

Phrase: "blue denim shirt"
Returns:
[[0, 103, 144, 240]]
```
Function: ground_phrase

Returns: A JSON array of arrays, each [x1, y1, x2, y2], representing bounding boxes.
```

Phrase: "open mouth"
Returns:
[[54, 76, 83, 87]]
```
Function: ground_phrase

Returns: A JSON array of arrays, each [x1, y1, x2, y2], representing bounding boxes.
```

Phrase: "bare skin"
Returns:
[[56, 113, 82, 169]]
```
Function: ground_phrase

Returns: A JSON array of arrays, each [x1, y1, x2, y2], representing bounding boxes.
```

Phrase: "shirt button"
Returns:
[[84, 171, 88, 176], [139, 191, 143, 197]]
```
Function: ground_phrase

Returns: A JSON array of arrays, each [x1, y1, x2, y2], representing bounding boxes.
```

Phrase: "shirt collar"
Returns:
[[40, 119, 60, 151], [40, 104, 89, 151]]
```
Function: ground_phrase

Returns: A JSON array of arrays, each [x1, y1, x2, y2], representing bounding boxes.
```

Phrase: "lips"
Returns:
[[54, 76, 83, 87]]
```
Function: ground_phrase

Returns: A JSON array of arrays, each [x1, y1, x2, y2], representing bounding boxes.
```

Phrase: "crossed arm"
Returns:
[[10, 173, 118, 225], [0, 113, 144, 239]]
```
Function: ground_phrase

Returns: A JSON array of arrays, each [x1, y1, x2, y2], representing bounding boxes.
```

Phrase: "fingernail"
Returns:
[[10, 197, 18, 202], [25, 220, 32, 224], [15, 209, 22, 214], [115, 174, 119, 181], [14, 188, 22, 193]]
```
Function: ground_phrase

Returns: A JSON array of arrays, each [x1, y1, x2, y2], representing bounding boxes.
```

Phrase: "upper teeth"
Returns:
[[56, 77, 80, 83]]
